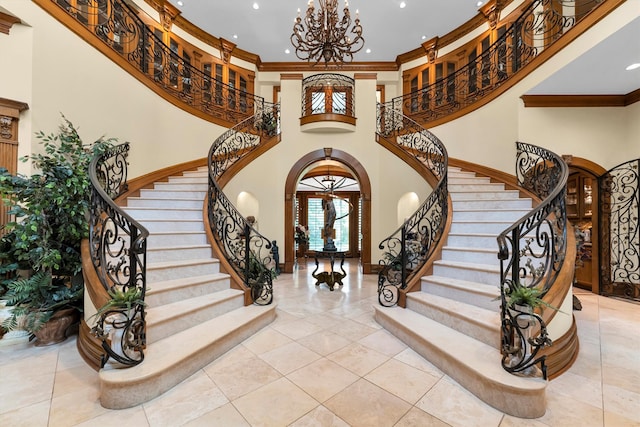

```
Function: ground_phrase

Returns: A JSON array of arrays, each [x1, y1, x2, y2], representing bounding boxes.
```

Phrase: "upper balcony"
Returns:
[[300, 74, 356, 133]]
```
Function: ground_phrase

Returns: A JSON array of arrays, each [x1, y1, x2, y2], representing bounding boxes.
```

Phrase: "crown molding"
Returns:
[[0, 11, 21, 35], [521, 89, 640, 107]]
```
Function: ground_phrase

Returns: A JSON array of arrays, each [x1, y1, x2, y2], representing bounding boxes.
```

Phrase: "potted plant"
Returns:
[[90, 286, 146, 366], [0, 116, 114, 344], [502, 284, 560, 314]]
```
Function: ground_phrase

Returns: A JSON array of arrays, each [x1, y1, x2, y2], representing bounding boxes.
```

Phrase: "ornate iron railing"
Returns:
[[599, 159, 640, 301], [88, 143, 148, 367], [388, 0, 605, 124], [51, 0, 265, 123], [496, 142, 568, 379], [301, 74, 356, 118], [376, 103, 448, 306], [207, 103, 281, 305]]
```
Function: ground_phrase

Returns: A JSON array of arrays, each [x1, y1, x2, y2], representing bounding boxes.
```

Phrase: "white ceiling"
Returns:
[[169, 1, 640, 95], [170, 0, 482, 63]]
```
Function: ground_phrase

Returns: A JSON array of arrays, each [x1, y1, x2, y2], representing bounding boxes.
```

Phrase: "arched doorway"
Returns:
[[563, 155, 607, 294], [283, 148, 372, 273]]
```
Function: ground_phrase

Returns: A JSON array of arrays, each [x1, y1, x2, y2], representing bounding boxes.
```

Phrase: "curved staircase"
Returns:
[[98, 167, 276, 409], [374, 166, 547, 419]]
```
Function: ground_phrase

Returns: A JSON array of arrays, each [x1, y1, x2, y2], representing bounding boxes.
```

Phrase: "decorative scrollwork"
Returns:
[[301, 74, 355, 117], [376, 104, 448, 306], [388, 0, 605, 125], [496, 142, 568, 378], [207, 104, 281, 305], [52, 0, 264, 123], [89, 143, 148, 367], [599, 159, 640, 301]]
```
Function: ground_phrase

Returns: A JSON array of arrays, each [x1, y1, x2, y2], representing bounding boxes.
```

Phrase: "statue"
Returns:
[[270, 240, 280, 275], [322, 194, 337, 251]]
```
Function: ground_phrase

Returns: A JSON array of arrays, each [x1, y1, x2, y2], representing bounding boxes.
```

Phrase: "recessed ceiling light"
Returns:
[[421, 35, 427, 40], [477, 1, 484, 6], [366, 48, 371, 54], [400, 1, 406, 8], [233, 34, 238, 39], [253, 2, 259, 10], [176, 0, 183, 5], [626, 63, 640, 71], [285, 49, 290, 54]]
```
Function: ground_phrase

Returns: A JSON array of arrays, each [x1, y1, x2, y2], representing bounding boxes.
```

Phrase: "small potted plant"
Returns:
[[91, 286, 146, 366], [500, 284, 560, 314]]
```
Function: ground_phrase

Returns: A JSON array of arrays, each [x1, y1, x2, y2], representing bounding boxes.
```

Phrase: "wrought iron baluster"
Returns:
[[89, 143, 148, 367], [496, 141, 568, 378], [376, 104, 448, 307]]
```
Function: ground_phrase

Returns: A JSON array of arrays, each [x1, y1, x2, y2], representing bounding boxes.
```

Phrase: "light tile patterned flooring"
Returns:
[[1, 260, 638, 426]]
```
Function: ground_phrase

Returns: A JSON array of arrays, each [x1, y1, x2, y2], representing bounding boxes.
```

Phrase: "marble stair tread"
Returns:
[[420, 275, 500, 311], [373, 306, 546, 418], [99, 303, 277, 409], [145, 273, 230, 305], [433, 259, 500, 273], [406, 292, 501, 348], [146, 257, 220, 271], [145, 289, 245, 342]]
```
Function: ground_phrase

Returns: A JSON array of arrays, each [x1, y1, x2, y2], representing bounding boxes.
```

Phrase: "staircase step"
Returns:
[[127, 197, 204, 209], [146, 258, 220, 282], [449, 183, 506, 192], [180, 170, 208, 178], [167, 176, 208, 184], [146, 231, 208, 247], [138, 219, 204, 232], [139, 189, 206, 199], [145, 273, 231, 307], [146, 289, 244, 343], [432, 260, 501, 286], [420, 275, 500, 311], [441, 246, 499, 265], [450, 190, 521, 201], [446, 233, 499, 249], [373, 306, 546, 419], [99, 304, 277, 409], [153, 182, 208, 192], [406, 292, 500, 348], [453, 198, 532, 209], [147, 244, 213, 263], [448, 176, 492, 185], [123, 207, 203, 220], [450, 220, 513, 234], [452, 209, 530, 221]]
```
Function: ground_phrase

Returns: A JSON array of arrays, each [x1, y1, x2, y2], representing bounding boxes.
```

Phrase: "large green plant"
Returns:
[[0, 116, 114, 333]]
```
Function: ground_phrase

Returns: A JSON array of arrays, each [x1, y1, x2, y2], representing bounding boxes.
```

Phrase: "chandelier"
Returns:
[[291, 0, 364, 66]]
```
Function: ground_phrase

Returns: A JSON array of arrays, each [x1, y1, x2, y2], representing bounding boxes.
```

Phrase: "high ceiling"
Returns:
[[169, 0, 482, 63], [169, 1, 640, 95]]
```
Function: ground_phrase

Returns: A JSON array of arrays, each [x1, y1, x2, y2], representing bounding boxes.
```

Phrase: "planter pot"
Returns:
[[34, 308, 79, 346]]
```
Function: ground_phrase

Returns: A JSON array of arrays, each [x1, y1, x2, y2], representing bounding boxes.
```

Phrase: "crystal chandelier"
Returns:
[[291, 0, 364, 66]]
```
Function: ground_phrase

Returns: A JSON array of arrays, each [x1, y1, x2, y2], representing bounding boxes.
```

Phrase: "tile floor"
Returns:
[[0, 260, 638, 426]]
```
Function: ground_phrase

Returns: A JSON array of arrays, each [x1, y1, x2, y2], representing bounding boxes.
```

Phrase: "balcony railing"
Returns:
[[388, 0, 607, 125], [49, 0, 264, 124], [376, 103, 448, 306], [301, 74, 356, 126]]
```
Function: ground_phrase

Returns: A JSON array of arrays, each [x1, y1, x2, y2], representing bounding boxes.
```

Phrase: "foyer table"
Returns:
[[312, 251, 347, 291]]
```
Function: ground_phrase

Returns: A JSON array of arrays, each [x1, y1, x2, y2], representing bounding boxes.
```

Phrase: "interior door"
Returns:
[[598, 159, 640, 301]]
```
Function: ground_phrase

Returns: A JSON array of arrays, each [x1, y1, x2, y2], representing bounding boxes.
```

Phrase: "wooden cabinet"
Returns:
[[568, 171, 596, 290]]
